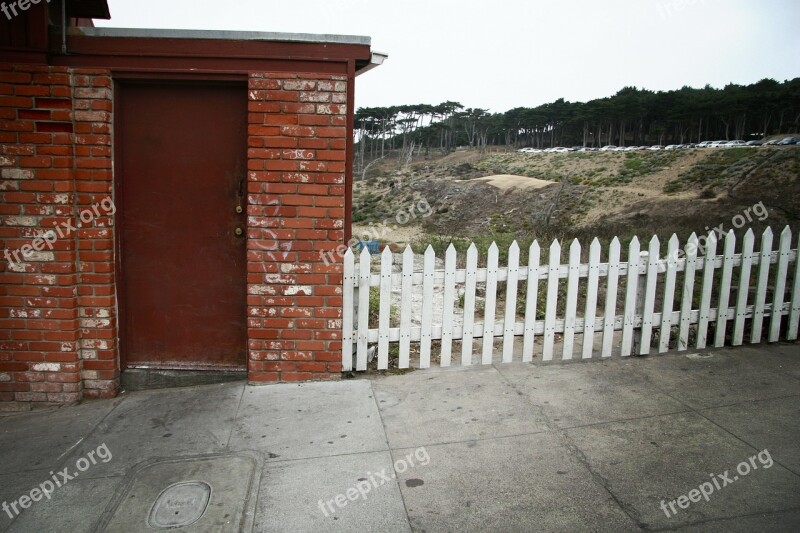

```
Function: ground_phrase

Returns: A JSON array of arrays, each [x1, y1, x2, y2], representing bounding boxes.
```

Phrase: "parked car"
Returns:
[[777, 137, 800, 145], [649, 145, 663, 151], [599, 145, 617, 151], [695, 141, 713, 148], [722, 140, 746, 148], [744, 140, 763, 146], [551, 147, 570, 153], [664, 144, 680, 150], [763, 139, 781, 146], [517, 147, 535, 153], [623, 146, 639, 151], [709, 140, 729, 148]]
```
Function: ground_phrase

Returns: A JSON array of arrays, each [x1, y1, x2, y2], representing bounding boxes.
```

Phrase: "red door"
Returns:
[[118, 83, 247, 369]]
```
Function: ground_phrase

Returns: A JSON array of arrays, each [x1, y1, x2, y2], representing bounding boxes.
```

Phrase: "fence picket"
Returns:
[[522, 242, 541, 362], [732, 229, 755, 346], [751, 227, 773, 343], [788, 232, 800, 341], [503, 242, 520, 363], [582, 238, 601, 359], [696, 231, 718, 349], [658, 235, 680, 353], [461, 244, 478, 365], [621, 237, 641, 356], [342, 248, 355, 371], [769, 226, 792, 342], [542, 240, 561, 361], [378, 247, 393, 369], [562, 239, 581, 360], [639, 236, 660, 355], [398, 246, 414, 369], [678, 233, 698, 351], [420, 245, 435, 368], [713, 231, 736, 348], [602, 237, 621, 357], [482, 243, 500, 364], [356, 247, 371, 371], [440, 244, 457, 367]]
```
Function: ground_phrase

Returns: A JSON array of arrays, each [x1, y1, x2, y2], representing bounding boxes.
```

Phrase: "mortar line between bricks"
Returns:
[[624, 363, 800, 478], [493, 364, 647, 530], [647, 504, 800, 532]]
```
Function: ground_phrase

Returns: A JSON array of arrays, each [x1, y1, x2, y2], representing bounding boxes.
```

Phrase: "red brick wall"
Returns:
[[1, 66, 349, 408], [246, 73, 347, 383], [0, 63, 116, 410]]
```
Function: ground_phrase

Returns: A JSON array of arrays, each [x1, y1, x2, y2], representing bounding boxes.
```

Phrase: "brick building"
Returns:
[[0, 1, 385, 409]]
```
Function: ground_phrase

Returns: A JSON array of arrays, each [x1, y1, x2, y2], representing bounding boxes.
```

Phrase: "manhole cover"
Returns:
[[148, 481, 212, 529], [94, 452, 262, 532]]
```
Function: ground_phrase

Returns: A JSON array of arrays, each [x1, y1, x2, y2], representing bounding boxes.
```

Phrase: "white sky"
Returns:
[[95, 0, 800, 113]]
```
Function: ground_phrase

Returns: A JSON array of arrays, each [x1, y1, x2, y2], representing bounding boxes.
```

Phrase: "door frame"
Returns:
[[114, 75, 249, 372]]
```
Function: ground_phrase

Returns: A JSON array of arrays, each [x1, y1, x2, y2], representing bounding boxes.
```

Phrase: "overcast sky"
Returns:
[[96, 0, 800, 113]]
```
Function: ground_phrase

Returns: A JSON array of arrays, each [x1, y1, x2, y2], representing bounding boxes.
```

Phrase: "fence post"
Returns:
[[633, 250, 649, 354]]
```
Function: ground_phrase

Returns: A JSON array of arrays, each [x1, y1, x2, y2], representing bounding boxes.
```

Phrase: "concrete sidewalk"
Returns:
[[1, 343, 799, 532]]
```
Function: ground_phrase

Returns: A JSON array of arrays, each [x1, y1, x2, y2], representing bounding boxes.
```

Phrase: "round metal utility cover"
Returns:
[[148, 481, 212, 529]]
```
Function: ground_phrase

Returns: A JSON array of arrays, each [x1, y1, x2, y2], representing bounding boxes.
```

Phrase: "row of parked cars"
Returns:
[[517, 136, 800, 153]]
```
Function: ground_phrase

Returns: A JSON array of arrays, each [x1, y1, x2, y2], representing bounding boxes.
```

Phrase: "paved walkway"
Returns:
[[1, 343, 799, 532]]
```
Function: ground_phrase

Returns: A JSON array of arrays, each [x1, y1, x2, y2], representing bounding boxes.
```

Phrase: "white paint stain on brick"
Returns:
[[264, 274, 295, 284], [81, 318, 110, 328], [11, 309, 41, 318], [281, 263, 312, 273], [1, 168, 33, 179], [249, 285, 278, 296], [4, 216, 37, 226], [32, 363, 61, 372], [284, 173, 311, 183], [0, 373, 11, 382], [7, 262, 28, 272], [284, 285, 313, 296], [282, 149, 315, 160], [24, 251, 55, 262]]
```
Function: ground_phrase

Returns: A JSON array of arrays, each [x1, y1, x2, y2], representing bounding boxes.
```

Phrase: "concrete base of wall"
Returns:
[[120, 369, 247, 392]]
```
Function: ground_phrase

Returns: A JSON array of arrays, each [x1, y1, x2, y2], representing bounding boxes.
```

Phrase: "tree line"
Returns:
[[354, 78, 800, 166]]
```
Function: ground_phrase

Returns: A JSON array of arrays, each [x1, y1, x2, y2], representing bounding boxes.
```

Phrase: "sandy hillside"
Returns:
[[474, 174, 555, 190]]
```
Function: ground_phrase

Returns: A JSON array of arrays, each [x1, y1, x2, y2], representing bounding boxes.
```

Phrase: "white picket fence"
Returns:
[[341, 226, 800, 371]]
